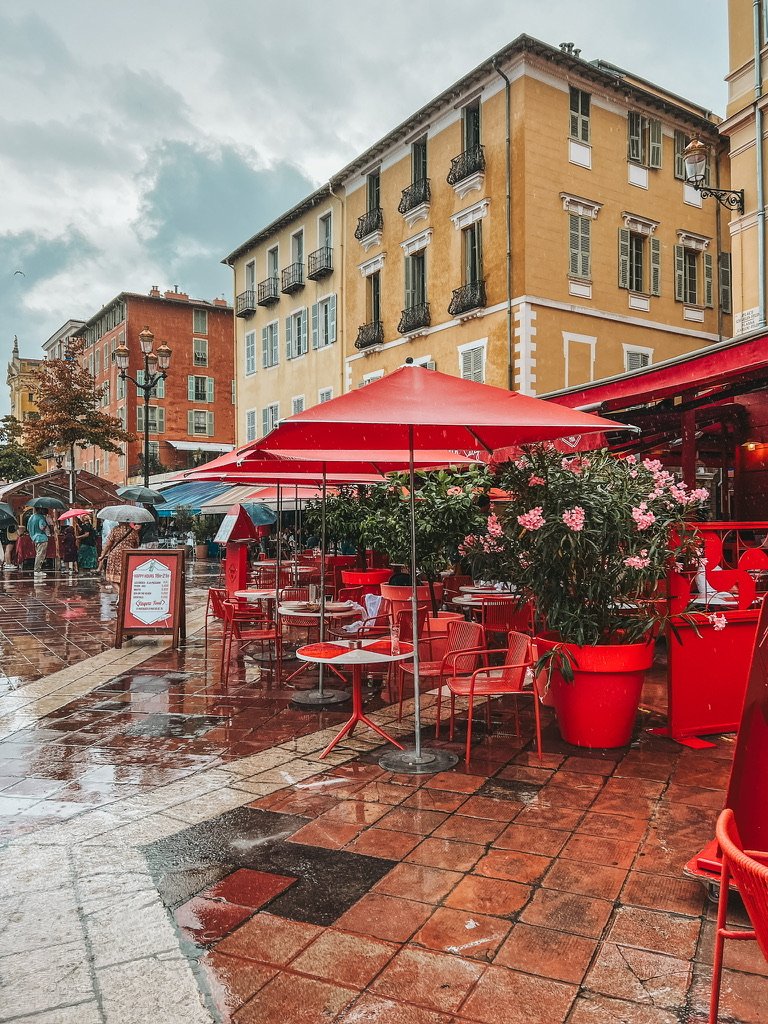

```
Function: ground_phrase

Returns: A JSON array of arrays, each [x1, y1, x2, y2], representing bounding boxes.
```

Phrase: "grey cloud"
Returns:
[[0, 11, 76, 80], [105, 67, 193, 134]]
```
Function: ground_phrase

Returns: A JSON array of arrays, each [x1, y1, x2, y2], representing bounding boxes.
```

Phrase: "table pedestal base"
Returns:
[[291, 688, 350, 708], [320, 666, 404, 758], [378, 747, 459, 774]]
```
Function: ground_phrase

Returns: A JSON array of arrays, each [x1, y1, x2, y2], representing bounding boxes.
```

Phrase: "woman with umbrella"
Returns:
[[96, 505, 152, 587], [75, 515, 98, 573]]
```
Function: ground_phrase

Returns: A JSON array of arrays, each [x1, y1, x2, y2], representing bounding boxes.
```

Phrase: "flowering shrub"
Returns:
[[460, 447, 708, 647]]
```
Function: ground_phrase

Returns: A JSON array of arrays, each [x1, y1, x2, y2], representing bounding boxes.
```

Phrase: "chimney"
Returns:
[[213, 297, 228, 307], [149, 285, 161, 297], [164, 287, 189, 301]]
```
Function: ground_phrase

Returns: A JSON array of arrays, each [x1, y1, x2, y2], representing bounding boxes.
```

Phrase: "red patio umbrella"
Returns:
[[256, 362, 632, 773]]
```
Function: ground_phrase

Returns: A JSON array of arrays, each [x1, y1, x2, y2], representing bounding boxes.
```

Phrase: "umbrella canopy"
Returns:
[[57, 508, 93, 521], [96, 505, 154, 524], [0, 502, 15, 519], [116, 486, 167, 504], [260, 363, 628, 453], [26, 496, 67, 510], [239, 501, 277, 526]]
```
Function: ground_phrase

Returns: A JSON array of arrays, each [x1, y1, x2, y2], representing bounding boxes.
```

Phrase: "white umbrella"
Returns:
[[97, 505, 154, 523]]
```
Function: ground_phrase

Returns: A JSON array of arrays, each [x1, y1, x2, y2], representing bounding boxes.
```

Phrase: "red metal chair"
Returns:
[[280, 586, 310, 602], [220, 601, 281, 685], [397, 619, 484, 720], [204, 587, 229, 648], [478, 595, 535, 644], [337, 586, 364, 605], [442, 574, 473, 606], [709, 808, 768, 1024], [439, 630, 541, 767]]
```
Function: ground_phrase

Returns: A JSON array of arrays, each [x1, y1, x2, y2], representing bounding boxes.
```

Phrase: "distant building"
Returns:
[[42, 320, 85, 361], [6, 336, 43, 423], [71, 287, 235, 486]]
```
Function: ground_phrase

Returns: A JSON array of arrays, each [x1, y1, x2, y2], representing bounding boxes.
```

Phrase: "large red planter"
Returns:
[[340, 569, 392, 586], [535, 634, 655, 748]]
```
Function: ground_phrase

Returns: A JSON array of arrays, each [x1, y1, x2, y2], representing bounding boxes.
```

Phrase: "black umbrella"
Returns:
[[0, 502, 15, 519], [116, 486, 167, 504], [27, 497, 67, 510]]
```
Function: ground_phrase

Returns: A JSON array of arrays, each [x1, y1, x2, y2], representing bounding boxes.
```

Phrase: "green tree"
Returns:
[[0, 415, 39, 481], [25, 339, 133, 502]]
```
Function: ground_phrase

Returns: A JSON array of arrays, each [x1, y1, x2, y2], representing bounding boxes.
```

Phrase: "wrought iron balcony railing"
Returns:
[[281, 263, 305, 294], [448, 280, 486, 317], [397, 302, 431, 335], [446, 145, 486, 186], [354, 207, 384, 241], [354, 320, 384, 349], [257, 277, 280, 305], [307, 246, 333, 280], [235, 290, 257, 317], [398, 178, 431, 215]]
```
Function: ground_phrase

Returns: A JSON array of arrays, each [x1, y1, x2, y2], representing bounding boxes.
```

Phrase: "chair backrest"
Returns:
[[395, 604, 429, 642], [493, 630, 534, 692], [443, 574, 473, 598], [338, 586, 364, 604], [480, 595, 533, 633], [281, 586, 310, 602], [445, 618, 485, 655], [208, 587, 228, 619], [717, 808, 768, 959]]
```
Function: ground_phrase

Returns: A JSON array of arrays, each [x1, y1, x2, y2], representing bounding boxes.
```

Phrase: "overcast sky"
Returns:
[[1, 0, 728, 412]]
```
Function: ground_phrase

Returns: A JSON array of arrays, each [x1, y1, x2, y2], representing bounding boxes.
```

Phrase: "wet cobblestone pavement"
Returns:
[[0, 571, 764, 1022]]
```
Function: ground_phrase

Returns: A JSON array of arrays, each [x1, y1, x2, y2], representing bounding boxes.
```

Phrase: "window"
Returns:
[[312, 294, 337, 348], [291, 230, 304, 265], [367, 171, 380, 212], [628, 112, 662, 168], [291, 395, 305, 415], [618, 229, 661, 295], [262, 403, 279, 436], [117, 406, 126, 428], [367, 271, 381, 323], [137, 405, 165, 433], [719, 252, 732, 314], [318, 387, 333, 404], [245, 331, 256, 375], [267, 246, 279, 279], [405, 251, 426, 308], [188, 375, 214, 403], [136, 369, 165, 398], [624, 348, 652, 372], [361, 370, 384, 387], [412, 137, 427, 182], [462, 222, 483, 284], [117, 375, 126, 400], [459, 343, 485, 383], [192, 308, 208, 334], [193, 337, 208, 367], [568, 215, 591, 280], [262, 322, 279, 367], [245, 260, 256, 291], [94, 348, 100, 375], [463, 99, 481, 150], [674, 243, 713, 307], [286, 308, 308, 360], [231, 380, 236, 404], [189, 410, 214, 436], [569, 88, 590, 143], [246, 409, 257, 442], [319, 212, 332, 249]]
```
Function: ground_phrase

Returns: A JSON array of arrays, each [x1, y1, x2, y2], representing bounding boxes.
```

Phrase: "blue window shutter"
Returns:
[[285, 316, 292, 359], [262, 326, 268, 367], [329, 294, 337, 343], [301, 309, 308, 353], [312, 303, 319, 349]]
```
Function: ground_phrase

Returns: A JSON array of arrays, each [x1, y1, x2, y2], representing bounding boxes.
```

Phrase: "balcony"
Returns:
[[398, 179, 431, 225], [354, 207, 384, 251], [257, 277, 280, 305], [446, 146, 486, 198], [448, 281, 486, 318], [354, 320, 384, 350], [397, 302, 431, 336], [235, 290, 257, 318], [307, 246, 333, 280], [281, 263, 304, 294]]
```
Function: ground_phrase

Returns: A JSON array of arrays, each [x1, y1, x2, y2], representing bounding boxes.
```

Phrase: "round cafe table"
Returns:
[[279, 604, 360, 688], [296, 638, 414, 758]]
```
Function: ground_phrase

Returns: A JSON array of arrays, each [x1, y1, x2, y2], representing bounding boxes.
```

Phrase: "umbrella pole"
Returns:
[[378, 427, 458, 774]]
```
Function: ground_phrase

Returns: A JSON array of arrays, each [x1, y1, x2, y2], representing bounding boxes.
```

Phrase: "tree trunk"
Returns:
[[69, 445, 76, 506], [427, 577, 439, 616]]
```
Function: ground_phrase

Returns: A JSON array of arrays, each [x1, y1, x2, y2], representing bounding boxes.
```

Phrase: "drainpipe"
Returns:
[[755, 0, 766, 326], [329, 181, 345, 392], [715, 152, 724, 341], [493, 59, 514, 391]]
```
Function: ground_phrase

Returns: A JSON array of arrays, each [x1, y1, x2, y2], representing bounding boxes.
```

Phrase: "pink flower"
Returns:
[[517, 506, 545, 531], [689, 487, 710, 502], [561, 456, 590, 475], [631, 503, 656, 530], [626, 455, 637, 465], [486, 513, 503, 537], [709, 613, 727, 631], [447, 486, 464, 496], [528, 475, 546, 486], [562, 506, 585, 531], [624, 550, 651, 569]]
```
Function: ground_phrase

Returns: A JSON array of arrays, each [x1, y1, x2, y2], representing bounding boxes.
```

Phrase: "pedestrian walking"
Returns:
[[15, 526, 35, 570], [27, 507, 51, 579], [75, 515, 98, 573], [4, 523, 18, 569], [59, 523, 78, 574], [98, 522, 140, 586]]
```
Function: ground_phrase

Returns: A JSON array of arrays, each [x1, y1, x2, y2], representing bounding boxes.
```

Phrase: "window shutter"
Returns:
[[472, 347, 484, 382], [187, 410, 193, 434], [626, 350, 650, 371], [312, 303, 319, 349], [650, 237, 661, 296], [628, 112, 642, 162], [329, 294, 336, 343], [157, 408, 165, 433], [425, 360, 436, 371], [460, 350, 472, 380], [137, 407, 143, 431], [476, 221, 483, 280], [187, 375, 194, 401], [207, 377, 214, 402], [618, 228, 630, 290], [405, 256, 414, 309], [704, 253, 714, 308], [301, 309, 308, 354], [674, 245, 685, 302], [568, 214, 580, 276], [649, 119, 662, 168], [579, 218, 590, 278], [285, 316, 293, 359], [207, 411, 214, 436], [674, 130, 686, 179], [272, 324, 279, 365], [719, 253, 732, 314], [261, 327, 268, 368]]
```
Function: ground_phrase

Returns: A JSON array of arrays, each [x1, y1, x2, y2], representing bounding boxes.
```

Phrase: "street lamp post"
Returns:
[[683, 136, 745, 214], [114, 327, 172, 488]]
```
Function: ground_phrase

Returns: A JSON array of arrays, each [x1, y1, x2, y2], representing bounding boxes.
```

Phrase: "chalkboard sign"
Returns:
[[215, 515, 237, 543], [114, 548, 186, 649]]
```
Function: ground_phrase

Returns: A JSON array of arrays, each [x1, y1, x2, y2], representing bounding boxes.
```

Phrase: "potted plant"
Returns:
[[461, 447, 708, 748], [191, 516, 217, 559]]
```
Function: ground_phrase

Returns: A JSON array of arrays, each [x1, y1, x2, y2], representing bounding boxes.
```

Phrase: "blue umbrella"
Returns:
[[240, 502, 277, 526]]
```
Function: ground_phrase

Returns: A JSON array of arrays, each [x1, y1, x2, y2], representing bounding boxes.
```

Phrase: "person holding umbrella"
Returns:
[[75, 515, 98, 573], [27, 507, 51, 579], [96, 505, 153, 587]]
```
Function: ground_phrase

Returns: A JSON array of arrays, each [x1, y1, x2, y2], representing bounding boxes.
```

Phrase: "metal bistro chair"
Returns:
[[478, 595, 535, 645], [220, 600, 281, 686], [439, 630, 542, 767], [442, 574, 473, 607], [204, 587, 229, 648], [708, 808, 768, 1024], [397, 618, 484, 721]]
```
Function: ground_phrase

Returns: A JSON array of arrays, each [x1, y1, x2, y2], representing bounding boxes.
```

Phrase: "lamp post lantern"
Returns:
[[683, 136, 745, 214], [115, 327, 172, 488]]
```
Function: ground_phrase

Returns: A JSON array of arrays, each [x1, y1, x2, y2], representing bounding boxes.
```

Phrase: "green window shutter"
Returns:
[[157, 408, 165, 433], [618, 228, 630, 289], [300, 309, 308, 354], [187, 375, 194, 401], [569, 214, 580, 276], [187, 410, 193, 434], [460, 349, 472, 379], [329, 294, 337, 343], [207, 377, 214, 402], [285, 316, 293, 360], [580, 217, 590, 278], [207, 411, 214, 436], [704, 252, 714, 308], [649, 119, 662, 169], [261, 327, 268, 368], [311, 303, 319, 349], [262, 408, 269, 436], [476, 221, 483, 279], [137, 407, 143, 431], [674, 245, 685, 302], [719, 252, 732, 314], [650, 237, 661, 296], [628, 112, 642, 162], [272, 324, 279, 365], [404, 255, 414, 308], [674, 131, 687, 179]]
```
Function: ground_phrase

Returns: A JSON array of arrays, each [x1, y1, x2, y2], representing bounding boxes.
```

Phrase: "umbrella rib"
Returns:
[[465, 427, 494, 455]]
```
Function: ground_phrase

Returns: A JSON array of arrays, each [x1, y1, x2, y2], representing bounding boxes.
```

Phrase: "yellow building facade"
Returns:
[[228, 35, 732, 438], [6, 337, 42, 423]]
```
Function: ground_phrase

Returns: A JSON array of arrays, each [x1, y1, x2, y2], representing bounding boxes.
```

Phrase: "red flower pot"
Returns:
[[535, 634, 655, 748]]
